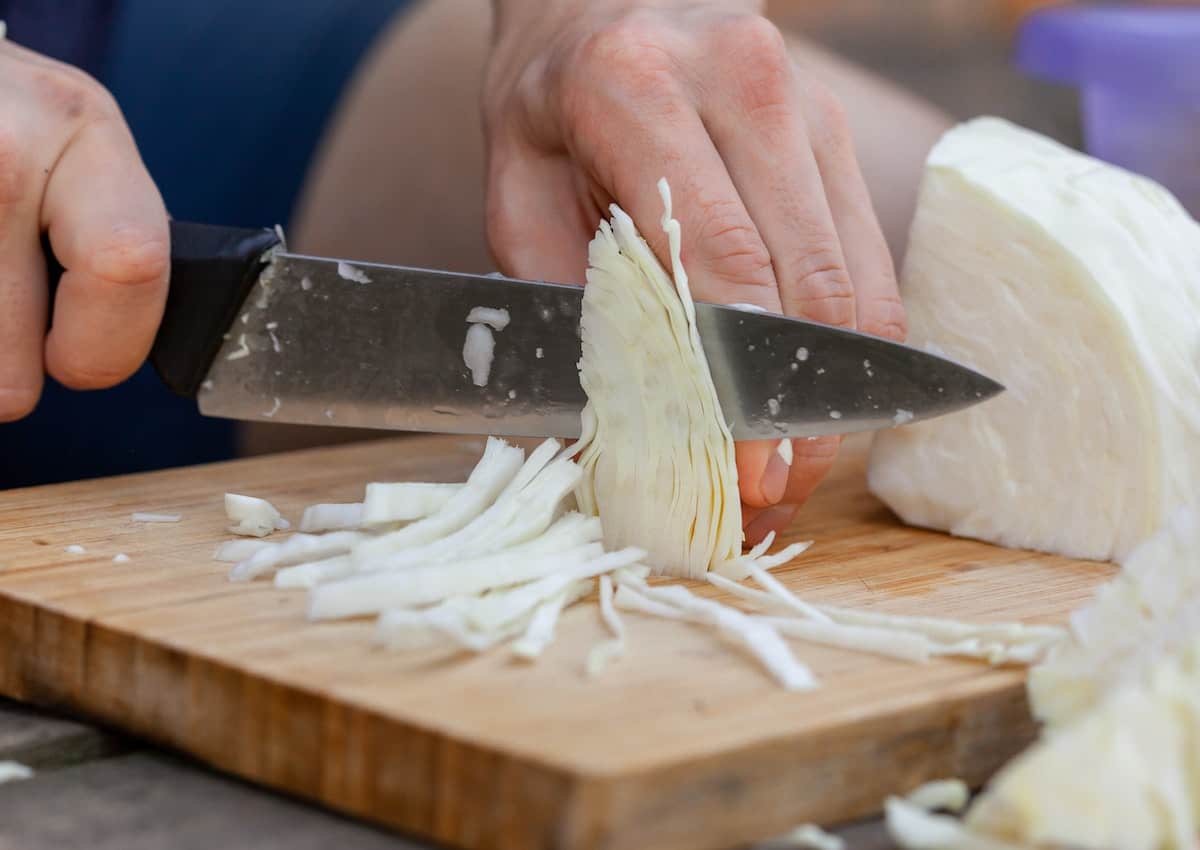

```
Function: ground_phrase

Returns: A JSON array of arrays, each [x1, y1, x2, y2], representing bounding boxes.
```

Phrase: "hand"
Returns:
[[0, 38, 170, 421], [484, 0, 906, 543]]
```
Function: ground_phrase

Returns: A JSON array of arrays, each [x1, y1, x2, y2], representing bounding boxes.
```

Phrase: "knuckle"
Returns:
[[89, 223, 170, 288], [573, 13, 681, 104], [717, 17, 794, 125], [696, 200, 775, 285], [859, 294, 908, 342], [0, 385, 41, 421], [782, 242, 856, 326], [484, 184, 521, 272], [718, 15, 789, 74], [805, 83, 853, 151]]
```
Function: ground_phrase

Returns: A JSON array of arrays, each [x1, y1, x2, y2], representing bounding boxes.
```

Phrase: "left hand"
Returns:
[[483, 0, 906, 544]]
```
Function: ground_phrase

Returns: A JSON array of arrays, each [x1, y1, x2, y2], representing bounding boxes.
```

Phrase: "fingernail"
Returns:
[[745, 504, 799, 546], [760, 451, 790, 505]]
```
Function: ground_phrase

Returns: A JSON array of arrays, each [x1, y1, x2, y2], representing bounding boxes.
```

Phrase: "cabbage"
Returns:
[[573, 179, 742, 578]]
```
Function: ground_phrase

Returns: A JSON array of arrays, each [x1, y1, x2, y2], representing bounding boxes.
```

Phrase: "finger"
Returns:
[[555, 59, 799, 508], [781, 435, 840, 506], [0, 121, 48, 420], [742, 434, 840, 546], [797, 74, 905, 342], [743, 503, 800, 548], [698, 17, 856, 331], [545, 24, 784, 310], [41, 118, 170, 389], [486, 126, 600, 284]]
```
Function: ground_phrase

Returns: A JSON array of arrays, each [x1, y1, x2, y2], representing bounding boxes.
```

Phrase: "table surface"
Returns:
[[0, 697, 900, 849]]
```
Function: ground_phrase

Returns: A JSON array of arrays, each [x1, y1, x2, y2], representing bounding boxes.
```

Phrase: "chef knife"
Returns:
[[44, 221, 1003, 440]]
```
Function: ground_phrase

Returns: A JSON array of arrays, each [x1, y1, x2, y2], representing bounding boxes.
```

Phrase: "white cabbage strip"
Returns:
[[213, 538, 273, 562], [229, 531, 369, 582], [131, 512, 182, 523], [614, 574, 817, 691], [224, 493, 289, 537], [461, 307, 509, 387], [585, 574, 626, 677], [462, 324, 496, 386], [361, 483, 461, 526], [465, 306, 510, 331], [299, 503, 364, 533]]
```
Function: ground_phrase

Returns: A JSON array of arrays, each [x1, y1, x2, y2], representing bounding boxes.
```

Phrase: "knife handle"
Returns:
[[43, 221, 282, 398]]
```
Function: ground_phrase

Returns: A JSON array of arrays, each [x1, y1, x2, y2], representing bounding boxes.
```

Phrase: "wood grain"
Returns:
[[0, 436, 1113, 850]]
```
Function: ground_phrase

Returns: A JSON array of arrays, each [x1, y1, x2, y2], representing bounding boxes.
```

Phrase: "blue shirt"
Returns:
[[0, 0, 411, 488]]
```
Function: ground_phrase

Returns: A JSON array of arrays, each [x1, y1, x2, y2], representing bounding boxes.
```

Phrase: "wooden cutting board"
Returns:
[[0, 436, 1113, 850]]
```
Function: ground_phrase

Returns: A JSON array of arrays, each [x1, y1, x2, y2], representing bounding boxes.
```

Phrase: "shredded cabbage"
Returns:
[[572, 179, 742, 578]]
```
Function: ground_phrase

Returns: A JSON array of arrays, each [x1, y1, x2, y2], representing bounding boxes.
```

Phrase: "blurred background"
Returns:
[[773, 0, 1083, 145]]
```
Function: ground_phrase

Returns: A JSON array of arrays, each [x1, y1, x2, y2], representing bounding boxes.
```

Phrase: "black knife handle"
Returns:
[[43, 220, 282, 398]]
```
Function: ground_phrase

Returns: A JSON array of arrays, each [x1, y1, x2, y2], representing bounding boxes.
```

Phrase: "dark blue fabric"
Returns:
[[0, 0, 116, 76], [0, 0, 411, 489]]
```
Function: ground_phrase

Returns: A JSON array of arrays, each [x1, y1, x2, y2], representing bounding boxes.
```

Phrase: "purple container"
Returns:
[[1016, 4, 1200, 216]]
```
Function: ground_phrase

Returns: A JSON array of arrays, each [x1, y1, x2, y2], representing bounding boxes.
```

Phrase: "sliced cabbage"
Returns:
[[1029, 508, 1200, 727], [131, 512, 182, 523], [213, 538, 274, 562], [349, 437, 524, 564], [511, 581, 589, 661], [761, 823, 845, 850], [868, 117, 1200, 563], [585, 574, 626, 677], [465, 306, 510, 331], [888, 515, 1200, 850], [229, 530, 369, 582], [573, 179, 742, 578], [613, 573, 817, 691], [905, 779, 970, 814], [360, 483, 461, 526], [298, 503, 364, 533], [962, 641, 1200, 850], [224, 493, 288, 537], [352, 441, 576, 571], [216, 176, 1077, 689], [463, 323, 496, 386]]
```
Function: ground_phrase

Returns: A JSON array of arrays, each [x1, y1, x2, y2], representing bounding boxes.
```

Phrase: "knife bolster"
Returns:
[[149, 222, 283, 398]]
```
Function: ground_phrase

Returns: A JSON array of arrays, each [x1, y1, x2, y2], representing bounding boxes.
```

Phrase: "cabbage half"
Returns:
[[868, 117, 1200, 563]]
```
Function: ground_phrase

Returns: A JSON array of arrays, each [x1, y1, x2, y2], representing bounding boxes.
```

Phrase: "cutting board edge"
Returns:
[[0, 590, 1038, 850]]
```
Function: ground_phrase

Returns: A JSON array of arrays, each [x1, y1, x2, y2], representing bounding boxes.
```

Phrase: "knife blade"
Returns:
[[46, 222, 1004, 440]]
